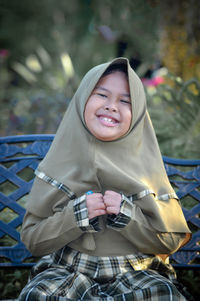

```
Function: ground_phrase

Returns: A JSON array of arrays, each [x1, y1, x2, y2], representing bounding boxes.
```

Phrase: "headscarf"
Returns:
[[27, 57, 190, 234]]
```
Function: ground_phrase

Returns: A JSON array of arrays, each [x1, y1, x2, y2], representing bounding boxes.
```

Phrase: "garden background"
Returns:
[[0, 0, 200, 299]]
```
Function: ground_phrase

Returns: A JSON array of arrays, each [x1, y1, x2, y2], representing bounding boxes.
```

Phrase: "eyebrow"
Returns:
[[95, 86, 130, 98]]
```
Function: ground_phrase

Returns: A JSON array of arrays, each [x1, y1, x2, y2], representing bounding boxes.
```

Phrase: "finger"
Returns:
[[89, 209, 106, 219], [104, 190, 115, 197], [86, 196, 104, 208], [87, 196, 106, 206], [86, 193, 104, 201], [90, 193, 103, 197], [106, 206, 120, 215], [95, 209, 107, 216], [104, 194, 121, 206], [95, 202, 106, 210], [104, 190, 119, 196], [103, 196, 116, 206], [87, 199, 106, 211]]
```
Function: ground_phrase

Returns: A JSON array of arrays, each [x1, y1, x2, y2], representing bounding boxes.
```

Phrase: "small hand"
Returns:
[[86, 193, 106, 219], [103, 190, 122, 215]]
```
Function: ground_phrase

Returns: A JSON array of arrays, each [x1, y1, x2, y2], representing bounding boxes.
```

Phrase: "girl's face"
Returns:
[[84, 71, 132, 141]]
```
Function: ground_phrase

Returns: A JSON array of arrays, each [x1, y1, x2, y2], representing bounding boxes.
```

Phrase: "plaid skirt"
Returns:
[[18, 247, 186, 301]]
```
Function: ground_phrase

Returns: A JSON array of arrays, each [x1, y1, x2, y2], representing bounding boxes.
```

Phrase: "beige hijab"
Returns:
[[27, 57, 190, 234]]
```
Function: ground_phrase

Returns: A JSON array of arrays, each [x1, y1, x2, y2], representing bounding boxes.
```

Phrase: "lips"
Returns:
[[97, 114, 119, 127]]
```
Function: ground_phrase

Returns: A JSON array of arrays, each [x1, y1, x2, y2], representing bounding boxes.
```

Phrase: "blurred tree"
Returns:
[[147, 75, 200, 158], [0, 0, 159, 75], [0, 0, 199, 159], [0, 0, 160, 135], [158, 0, 200, 80]]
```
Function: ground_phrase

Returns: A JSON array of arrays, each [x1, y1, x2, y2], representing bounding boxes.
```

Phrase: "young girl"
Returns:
[[19, 58, 191, 301]]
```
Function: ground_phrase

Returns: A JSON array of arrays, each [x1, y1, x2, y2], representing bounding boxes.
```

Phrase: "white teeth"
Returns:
[[101, 117, 115, 123]]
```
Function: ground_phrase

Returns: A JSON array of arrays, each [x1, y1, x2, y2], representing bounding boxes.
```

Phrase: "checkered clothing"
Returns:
[[73, 193, 133, 232], [73, 195, 101, 232], [18, 247, 186, 300], [73, 191, 179, 232], [107, 194, 133, 230]]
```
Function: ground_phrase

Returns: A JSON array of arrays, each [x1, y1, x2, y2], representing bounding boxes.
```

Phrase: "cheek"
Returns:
[[84, 102, 96, 129], [84, 109, 90, 128], [123, 109, 132, 129], [85, 97, 101, 119], [84, 100, 92, 120]]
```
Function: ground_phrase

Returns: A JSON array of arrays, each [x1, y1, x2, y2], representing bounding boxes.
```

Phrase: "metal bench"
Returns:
[[0, 134, 200, 300]]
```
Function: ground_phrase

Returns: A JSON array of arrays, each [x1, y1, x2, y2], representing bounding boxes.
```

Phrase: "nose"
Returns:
[[104, 106, 117, 112], [104, 100, 118, 112]]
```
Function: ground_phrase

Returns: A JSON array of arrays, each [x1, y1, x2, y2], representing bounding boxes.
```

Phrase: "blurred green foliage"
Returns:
[[0, 0, 159, 71], [1, 51, 200, 158], [147, 75, 200, 158], [0, 268, 30, 299], [0, 0, 199, 157]]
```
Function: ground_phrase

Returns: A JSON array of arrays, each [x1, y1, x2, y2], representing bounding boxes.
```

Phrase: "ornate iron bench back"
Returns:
[[0, 135, 200, 268]]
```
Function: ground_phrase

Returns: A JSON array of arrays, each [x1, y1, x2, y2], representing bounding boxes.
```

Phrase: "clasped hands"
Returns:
[[86, 190, 121, 220]]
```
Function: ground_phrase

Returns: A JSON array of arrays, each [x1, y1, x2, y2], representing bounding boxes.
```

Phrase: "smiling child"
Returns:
[[19, 58, 191, 301]]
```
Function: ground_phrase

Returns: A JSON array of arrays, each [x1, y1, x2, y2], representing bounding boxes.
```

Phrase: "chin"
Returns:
[[97, 136, 116, 142]]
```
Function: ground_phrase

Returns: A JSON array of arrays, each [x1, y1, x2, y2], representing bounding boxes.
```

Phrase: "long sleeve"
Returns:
[[21, 199, 83, 256], [106, 193, 191, 255], [22, 174, 191, 257], [22, 192, 104, 257], [73, 194, 101, 232]]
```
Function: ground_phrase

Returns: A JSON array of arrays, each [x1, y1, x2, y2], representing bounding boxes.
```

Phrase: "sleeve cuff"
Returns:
[[73, 195, 101, 232], [107, 193, 133, 230]]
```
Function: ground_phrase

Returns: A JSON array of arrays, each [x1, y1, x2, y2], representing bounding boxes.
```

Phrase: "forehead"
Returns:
[[95, 71, 129, 90]]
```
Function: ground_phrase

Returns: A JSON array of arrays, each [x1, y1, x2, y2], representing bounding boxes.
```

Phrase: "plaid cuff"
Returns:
[[107, 193, 133, 230], [73, 195, 101, 232]]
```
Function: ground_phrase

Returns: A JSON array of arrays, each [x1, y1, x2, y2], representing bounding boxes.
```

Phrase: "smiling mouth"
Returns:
[[98, 115, 119, 127]]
